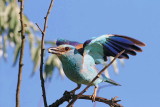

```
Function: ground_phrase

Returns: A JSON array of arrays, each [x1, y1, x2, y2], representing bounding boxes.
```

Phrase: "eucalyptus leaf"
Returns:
[[12, 44, 20, 66], [44, 56, 55, 79], [33, 46, 40, 72], [44, 55, 64, 79], [3, 36, 8, 60]]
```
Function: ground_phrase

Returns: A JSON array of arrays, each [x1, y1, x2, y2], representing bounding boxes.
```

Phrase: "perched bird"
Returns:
[[48, 34, 145, 101]]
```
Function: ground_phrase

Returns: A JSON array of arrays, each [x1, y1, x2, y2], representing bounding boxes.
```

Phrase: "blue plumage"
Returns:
[[108, 36, 134, 45], [48, 34, 145, 101], [56, 38, 81, 46]]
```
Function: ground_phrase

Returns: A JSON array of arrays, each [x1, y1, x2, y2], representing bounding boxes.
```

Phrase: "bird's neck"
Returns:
[[58, 53, 83, 71]]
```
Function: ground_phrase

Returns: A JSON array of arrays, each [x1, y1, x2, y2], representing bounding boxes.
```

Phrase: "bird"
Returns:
[[48, 34, 145, 101]]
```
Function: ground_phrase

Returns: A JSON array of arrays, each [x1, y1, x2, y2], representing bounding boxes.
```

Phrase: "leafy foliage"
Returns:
[[0, 0, 63, 79]]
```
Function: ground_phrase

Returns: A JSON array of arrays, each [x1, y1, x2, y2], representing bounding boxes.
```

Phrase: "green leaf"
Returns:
[[30, 47, 36, 61], [2, 36, 8, 60], [44, 55, 55, 79], [44, 55, 64, 79], [12, 44, 20, 66], [33, 46, 41, 72]]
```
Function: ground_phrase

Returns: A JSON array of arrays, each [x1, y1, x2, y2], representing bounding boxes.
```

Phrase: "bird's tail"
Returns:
[[105, 78, 121, 86], [102, 74, 121, 86]]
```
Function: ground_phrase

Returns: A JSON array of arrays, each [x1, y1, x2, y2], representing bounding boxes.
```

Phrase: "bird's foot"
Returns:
[[91, 94, 96, 102], [91, 86, 98, 102]]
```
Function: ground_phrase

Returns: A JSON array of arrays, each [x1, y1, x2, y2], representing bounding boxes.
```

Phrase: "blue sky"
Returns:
[[1, 0, 160, 107]]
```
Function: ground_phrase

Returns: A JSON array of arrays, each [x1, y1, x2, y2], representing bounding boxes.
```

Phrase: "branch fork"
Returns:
[[49, 91, 123, 107], [36, 0, 55, 107]]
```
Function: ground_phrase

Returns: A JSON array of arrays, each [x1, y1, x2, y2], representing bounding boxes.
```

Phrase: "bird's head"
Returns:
[[48, 45, 77, 57]]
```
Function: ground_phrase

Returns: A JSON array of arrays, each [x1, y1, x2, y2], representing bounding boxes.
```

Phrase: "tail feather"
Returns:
[[101, 74, 121, 86], [105, 78, 121, 86]]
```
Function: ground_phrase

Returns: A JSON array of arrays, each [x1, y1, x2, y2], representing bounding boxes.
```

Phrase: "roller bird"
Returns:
[[48, 34, 145, 101]]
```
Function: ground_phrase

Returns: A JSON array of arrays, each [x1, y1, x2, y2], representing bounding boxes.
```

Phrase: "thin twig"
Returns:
[[16, 0, 25, 107], [49, 91, 123, 107], [35, 23, 43, 33], [36, 0, 55, 107], [67, 50, 125, 107]]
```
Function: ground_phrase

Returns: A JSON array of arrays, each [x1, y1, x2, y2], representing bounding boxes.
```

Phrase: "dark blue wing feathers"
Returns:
[[109, 39, 142, 52], [108, 39, 137, 55], [108, 36, 134, 45], [83, 34, 145, 63], [104, 41, 129, 58], [113, 34, 146, 46], [101, 35, 145, 59], [103, 43, 119, 56]]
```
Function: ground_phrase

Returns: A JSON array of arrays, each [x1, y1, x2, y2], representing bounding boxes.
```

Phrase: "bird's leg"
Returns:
[[91, 86, 98, 102], [70, 84, 81, 94]]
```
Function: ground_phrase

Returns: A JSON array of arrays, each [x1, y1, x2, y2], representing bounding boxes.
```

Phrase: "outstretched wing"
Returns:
[[56, 39, 83, 50], [83, 34, 146, 64]]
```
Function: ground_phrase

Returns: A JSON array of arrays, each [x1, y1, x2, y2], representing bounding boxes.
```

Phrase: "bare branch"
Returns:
[[49, 91, 123, 107], [16, 0, 25, 107], [36, 0, 55, 107], [67, 50, 125, 107]]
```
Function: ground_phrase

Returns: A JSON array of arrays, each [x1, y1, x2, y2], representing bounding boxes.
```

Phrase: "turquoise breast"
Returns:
[[59, 53, 102, 85]]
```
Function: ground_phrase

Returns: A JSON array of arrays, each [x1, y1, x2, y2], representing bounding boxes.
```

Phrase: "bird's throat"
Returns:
[[59, 53, 83, 72]]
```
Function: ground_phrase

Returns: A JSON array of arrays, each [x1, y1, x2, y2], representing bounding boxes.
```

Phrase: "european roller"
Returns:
[[48, 34, 145, 101]]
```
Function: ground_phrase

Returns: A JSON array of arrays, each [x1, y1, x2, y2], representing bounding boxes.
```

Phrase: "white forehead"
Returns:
[[58, 44, 76, 49]]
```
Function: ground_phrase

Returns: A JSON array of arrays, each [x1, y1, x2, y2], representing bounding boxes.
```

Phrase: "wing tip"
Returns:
[[113, 34, 146, 47]]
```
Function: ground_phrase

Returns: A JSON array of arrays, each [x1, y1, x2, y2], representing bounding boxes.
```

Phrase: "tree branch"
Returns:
[[36, 0, 55, 107], [94, 85, 112, 107], [67, 50, 125, 107], [16, 0, 25, 107], [49, 91, 123, 107]]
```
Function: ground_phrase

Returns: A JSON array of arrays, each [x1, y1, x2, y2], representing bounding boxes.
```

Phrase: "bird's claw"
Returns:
[[91, 86, 98, 102], [91, 94, 96, 102]]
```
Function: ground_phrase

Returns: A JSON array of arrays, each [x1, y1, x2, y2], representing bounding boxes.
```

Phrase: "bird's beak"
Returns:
[[48, 47, 60, 54]]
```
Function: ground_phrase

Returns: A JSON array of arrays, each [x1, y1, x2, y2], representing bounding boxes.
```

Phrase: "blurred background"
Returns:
[[0, 0, 160, 107]]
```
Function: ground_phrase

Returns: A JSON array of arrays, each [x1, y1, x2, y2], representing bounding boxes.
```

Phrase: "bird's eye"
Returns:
[[65, 47, 70, 51]]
